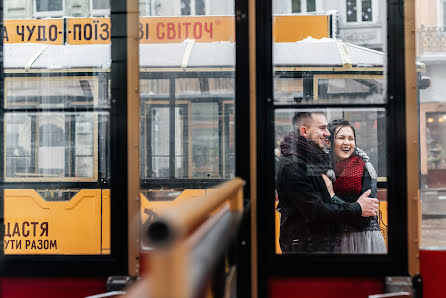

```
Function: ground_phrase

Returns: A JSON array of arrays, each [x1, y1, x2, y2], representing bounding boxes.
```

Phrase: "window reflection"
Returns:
[[5, 113, 102, 181], [274, 109, 387, 254], [273, 0, 387, 254]]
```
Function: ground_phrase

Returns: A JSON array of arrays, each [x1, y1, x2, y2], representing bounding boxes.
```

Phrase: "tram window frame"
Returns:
[[0, 0, 130, 276], [3, 73, 104, 182], [254, 0, 409, 281]]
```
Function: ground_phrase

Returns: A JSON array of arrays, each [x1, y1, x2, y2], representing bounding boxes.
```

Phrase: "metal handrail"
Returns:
[[124, 177, 245, 298], [146, 177, 245, 248]]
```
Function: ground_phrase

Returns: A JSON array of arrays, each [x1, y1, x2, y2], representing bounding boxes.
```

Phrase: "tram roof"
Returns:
[[4, 38, 385, 71]]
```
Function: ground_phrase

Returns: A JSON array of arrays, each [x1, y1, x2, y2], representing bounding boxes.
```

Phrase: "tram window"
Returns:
[[4, 112, 102, 182], [150, 107, 170, 178], [138, 2, 236, 252], [274, 78, 303, 103], [272, 38, 386, 104], [5, 115, 32, 178], [274, 109, 387, 254], [140, 79, 169, 96], [140, 76, 234, 179], [175, 78, 234, 95], [316, 78, 384, 102], [190, 102, 220, 178], [75, 117, 95, 177], [5, 77, 99, 109]]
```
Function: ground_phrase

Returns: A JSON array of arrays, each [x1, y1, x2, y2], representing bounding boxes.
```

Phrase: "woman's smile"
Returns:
[[334, 126, 356, 161]]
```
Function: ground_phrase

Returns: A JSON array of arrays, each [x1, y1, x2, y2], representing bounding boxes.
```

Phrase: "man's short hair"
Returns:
[[292, 112, 326, 134]]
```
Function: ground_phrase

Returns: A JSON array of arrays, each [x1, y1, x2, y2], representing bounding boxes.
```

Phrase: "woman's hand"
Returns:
[[321, 174, 335, 198]]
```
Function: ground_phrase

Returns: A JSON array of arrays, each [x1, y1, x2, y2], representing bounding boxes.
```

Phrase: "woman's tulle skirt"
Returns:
[[336, 230, 387, 254]]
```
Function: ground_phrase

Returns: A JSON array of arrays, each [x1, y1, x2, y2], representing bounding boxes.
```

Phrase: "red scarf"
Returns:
[[333, 155, 365, 195]]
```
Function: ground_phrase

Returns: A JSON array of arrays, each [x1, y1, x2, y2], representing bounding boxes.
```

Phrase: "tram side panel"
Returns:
[[3, 189, 110, 255]]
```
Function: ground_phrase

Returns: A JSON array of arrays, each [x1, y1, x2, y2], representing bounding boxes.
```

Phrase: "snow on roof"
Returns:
[[4, 38, 384, 70]]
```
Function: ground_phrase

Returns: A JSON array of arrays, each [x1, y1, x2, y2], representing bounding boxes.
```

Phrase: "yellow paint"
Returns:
[[140, 189, 215, 223], [67, 18, 111, 45], [102, 189, 111, 254], [4, 189, 105, 254], [273, 15, 329, 42], [140, 189, 220, 248], [4, 15, 330, 45], [139, 16, 235, 44], [4, 19, 64, 45], [379, 201, 388, 247], [140, 189, 207, 223], [275, 201, 282, 254]]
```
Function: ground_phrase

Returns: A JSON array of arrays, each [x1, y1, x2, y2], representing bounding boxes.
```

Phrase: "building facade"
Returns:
[[416, 0, 446, 190]]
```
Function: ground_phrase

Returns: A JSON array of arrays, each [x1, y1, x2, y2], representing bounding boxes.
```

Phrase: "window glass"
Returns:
[[2, 0, 112, 256], [36, 0, 63, 12], [140, 79, 169, 97], [149, 106, 170, 178], [307, 0, 315, 12], [273, 4, 386, 105], [5, 112, 101, 181], [443, 2, 446, 27], [347, 0, 358, 22], [273, 2, 387, 254], [291, 0, 316, 13], [362, 0, 373, 22], [138, 1, 235, 250], [190, 102, 220, 178], [196, 0, 205, 15], [292, 0, 301, 13], [417, 0, 446, 249], [175, 78, 234, 96], [274, 78, 304, 103], [181, 0, 191, 15], [92, 0, 110, 10], [316, 77, 384, 102], [5, 77, 98, 109], [274, 109, 387, 254]]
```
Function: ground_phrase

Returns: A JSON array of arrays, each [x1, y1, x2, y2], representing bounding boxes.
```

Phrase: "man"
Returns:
[[276, 112, 379, 253]]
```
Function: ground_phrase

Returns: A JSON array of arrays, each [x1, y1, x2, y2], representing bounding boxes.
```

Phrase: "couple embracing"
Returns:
[[277, 112, 386, 254]]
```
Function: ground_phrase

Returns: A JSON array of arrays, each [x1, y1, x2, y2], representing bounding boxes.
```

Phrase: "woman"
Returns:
[[326, 119, 386, 254]]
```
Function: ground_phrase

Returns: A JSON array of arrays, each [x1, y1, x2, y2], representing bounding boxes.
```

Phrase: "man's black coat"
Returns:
[[277, 154, 363, 253]]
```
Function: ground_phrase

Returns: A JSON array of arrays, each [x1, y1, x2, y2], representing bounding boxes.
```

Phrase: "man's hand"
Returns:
[[321, 174, 335, 198], [356, 189, 379, 217]]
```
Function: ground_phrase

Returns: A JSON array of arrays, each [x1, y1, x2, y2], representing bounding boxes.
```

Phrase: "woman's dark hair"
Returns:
[[327, 119, 357, 154]]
